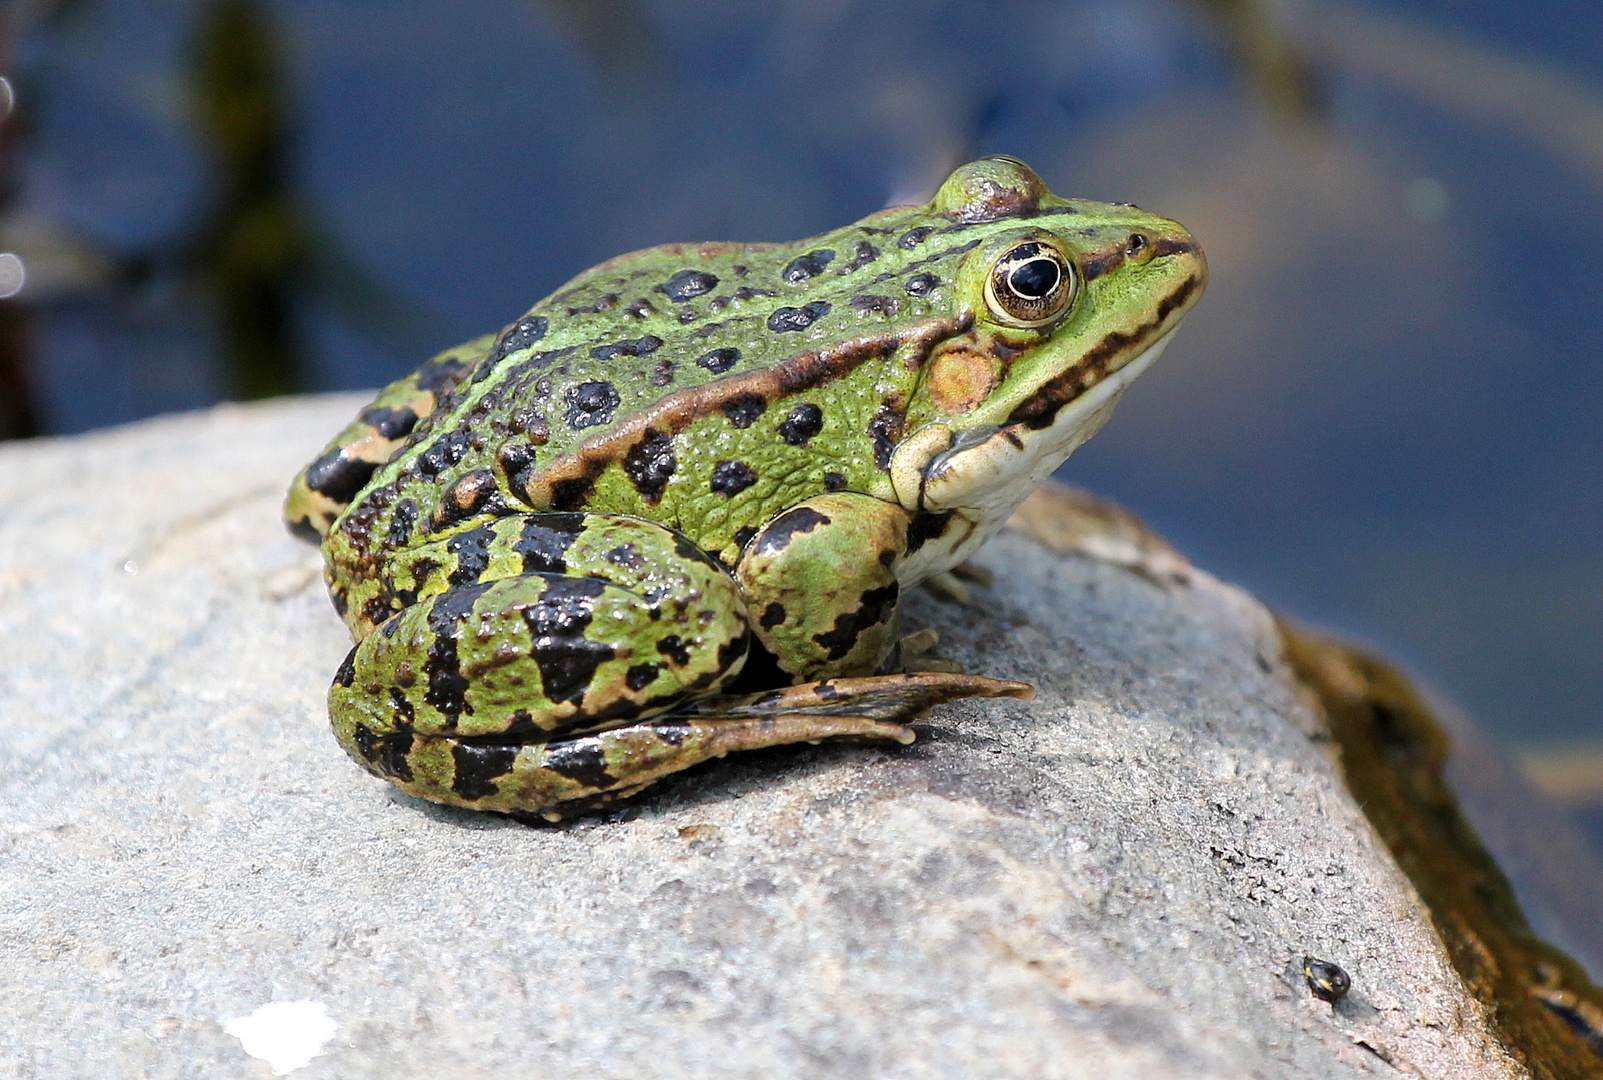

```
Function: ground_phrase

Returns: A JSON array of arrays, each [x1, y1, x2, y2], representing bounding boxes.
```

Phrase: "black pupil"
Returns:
[[1009, 258, 1060, 299]]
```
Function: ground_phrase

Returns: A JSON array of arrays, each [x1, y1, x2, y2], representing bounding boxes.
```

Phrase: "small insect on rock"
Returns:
[[1303, 956, 1352, 1003]]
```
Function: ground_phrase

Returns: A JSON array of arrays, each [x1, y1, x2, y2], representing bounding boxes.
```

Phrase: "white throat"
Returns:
[[892, 328, 1177, 584]]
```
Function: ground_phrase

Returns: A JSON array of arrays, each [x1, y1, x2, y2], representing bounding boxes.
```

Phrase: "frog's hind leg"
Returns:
[[398, 673, 1030, 821], [429, 711, 921, 820], [330, 514, 755, 812]]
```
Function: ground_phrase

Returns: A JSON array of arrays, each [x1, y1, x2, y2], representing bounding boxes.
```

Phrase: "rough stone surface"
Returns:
[[0, 396, 1528, 1079]]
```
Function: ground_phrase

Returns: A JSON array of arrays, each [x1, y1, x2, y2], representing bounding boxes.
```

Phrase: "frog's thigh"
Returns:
[[332, 561, 751, 801], [735, 492, 913, 682]]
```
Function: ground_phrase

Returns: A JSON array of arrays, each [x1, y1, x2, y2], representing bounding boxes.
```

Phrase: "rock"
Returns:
[[0, 395, 1591, 1078]]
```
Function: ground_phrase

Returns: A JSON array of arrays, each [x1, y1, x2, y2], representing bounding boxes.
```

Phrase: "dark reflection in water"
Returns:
[[3, 1, 1600, 836]]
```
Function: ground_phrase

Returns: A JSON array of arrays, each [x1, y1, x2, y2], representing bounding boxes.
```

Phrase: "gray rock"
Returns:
[[0, 396, 1528, 1078]]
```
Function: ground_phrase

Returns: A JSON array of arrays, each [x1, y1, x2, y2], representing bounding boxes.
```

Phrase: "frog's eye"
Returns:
[[984, 241, 1076, 328]]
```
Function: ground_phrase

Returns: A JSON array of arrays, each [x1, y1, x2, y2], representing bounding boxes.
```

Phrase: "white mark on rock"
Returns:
[[221, 1000, 338, 1076]]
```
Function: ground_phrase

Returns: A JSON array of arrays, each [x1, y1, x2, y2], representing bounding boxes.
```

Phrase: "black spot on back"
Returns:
[[566, 293, 620, 316], [498, 444, 538, 503], [783, 249, 835, 283], [564, 380, 621, 429], [590, 335, 664, 361], [905, 274, 940, 297], [721, 393, 768, 429], [407, 557, 440, 594], [710, 460, 758, 496], [768, 301, 831, 333], [778, 402, 824, 446], [362, 595, 396, 627], [416, 355, 472, 394], [623, 428, 677, 502], [841, 240, 881, 272], [823, 471, 847, 491], [649, 358, 676, 386], [697, 348, 741, 373], [386, 499, 419, 547], [606, 543, 644, 569], [657, 269, 719, 303], [489, 316, 549, 362], [898, 226, 935, 249], [413, 429, 472, 478], [657, 635, 692, 666], [550, 477, 595, 512], [508, 407, 550, 443], [497, 441, 536, 478], [851, 294, 900, 316], [626, 662, 660, 691]]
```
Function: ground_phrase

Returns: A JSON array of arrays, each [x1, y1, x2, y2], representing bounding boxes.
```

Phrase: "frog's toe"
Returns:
[[922, 570, 977, 606], [894, 627, 965, 673], [692, 671, 1033, 727], [905, 654, 965, 674]]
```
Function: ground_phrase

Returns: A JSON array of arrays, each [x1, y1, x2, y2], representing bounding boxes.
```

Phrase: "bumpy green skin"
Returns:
[[286, 157, 1206, 819]]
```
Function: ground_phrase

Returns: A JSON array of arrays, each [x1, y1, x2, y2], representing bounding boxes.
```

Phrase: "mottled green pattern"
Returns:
[[286, 157, 1205, 818]]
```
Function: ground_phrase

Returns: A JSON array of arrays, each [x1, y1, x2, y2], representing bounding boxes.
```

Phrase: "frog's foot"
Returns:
[[922, 562, 994, 607], [688, 671, 1033, 725], [894, 627, 964, 674], [518, 673, 1031, 819]]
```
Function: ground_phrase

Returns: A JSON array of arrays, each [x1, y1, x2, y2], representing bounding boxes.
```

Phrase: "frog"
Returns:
[[285, 156, 1206, 821]]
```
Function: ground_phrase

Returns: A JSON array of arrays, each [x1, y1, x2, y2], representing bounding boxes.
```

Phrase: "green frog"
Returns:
[[286, 157, 1205, 820]]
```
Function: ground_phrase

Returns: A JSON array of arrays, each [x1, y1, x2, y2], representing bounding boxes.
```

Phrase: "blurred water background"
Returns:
[[1, 0, 1599, 849]]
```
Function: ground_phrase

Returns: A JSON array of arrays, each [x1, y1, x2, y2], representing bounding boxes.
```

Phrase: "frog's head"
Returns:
[[889, 157, 1206, 527]]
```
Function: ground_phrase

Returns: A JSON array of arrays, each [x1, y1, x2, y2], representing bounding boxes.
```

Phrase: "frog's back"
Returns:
[[312, 207, 987, 573]]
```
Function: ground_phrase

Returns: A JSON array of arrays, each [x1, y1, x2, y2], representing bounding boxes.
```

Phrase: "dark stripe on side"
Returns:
[[1006, 275, 1201, 431]]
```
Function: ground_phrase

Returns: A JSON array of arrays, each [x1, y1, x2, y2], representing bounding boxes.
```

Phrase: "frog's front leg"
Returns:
[[734, 491, 918, 681]]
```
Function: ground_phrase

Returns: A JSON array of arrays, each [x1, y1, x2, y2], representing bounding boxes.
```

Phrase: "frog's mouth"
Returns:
[[891, 327, 1178, 525]]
